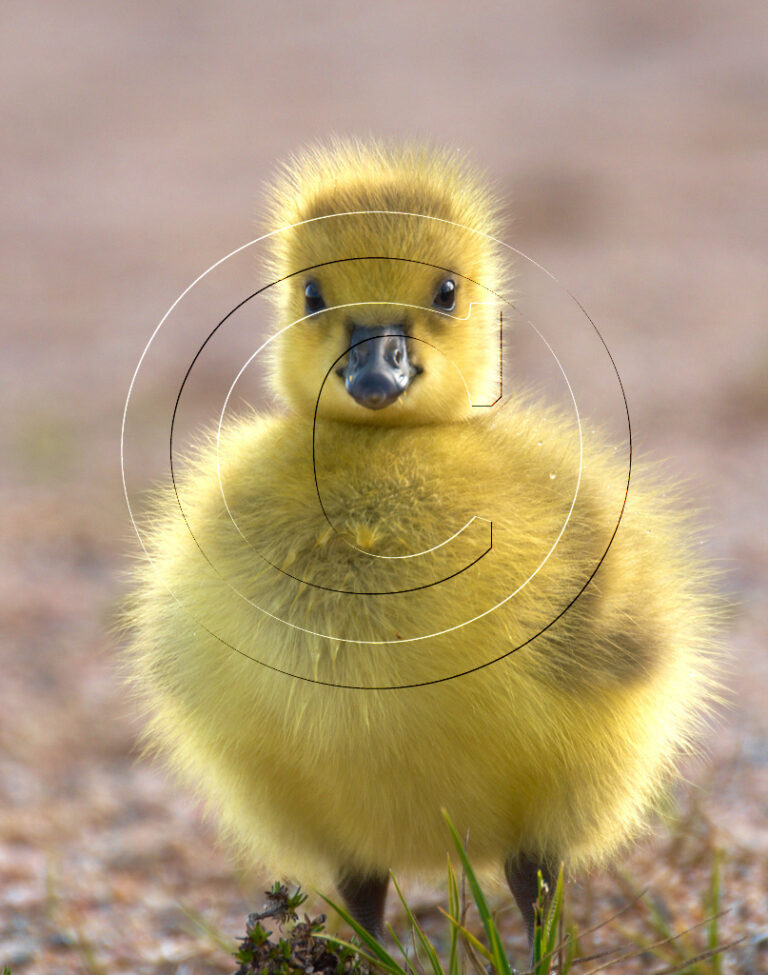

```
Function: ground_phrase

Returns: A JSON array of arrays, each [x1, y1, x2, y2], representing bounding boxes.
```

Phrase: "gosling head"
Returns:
[[263, 140, 507, 425]]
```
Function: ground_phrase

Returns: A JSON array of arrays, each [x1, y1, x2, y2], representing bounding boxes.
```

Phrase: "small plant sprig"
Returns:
[[233, 881, 370, 975], [531, 866, 577, 975]]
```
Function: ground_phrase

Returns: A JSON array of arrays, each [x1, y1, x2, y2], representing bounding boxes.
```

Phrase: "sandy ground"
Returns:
[[1, 2, 766, 972]]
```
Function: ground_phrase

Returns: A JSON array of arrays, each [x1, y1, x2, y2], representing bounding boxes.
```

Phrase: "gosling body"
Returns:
[[124, 141, 719, 945]]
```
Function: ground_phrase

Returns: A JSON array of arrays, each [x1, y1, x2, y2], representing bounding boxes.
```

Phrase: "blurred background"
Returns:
[[1, 2, 766, 972]]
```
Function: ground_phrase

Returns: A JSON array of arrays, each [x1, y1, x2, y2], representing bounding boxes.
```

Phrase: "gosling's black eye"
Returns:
[[433, 278, 456, 312], [304, 280, 326, 314]]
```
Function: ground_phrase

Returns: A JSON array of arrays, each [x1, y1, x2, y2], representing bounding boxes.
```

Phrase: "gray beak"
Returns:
[[340, 325, 418, 410]]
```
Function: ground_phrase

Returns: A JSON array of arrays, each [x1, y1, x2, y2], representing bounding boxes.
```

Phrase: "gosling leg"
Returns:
[[504, 853, 554, 957], [336, 870, 390, 939]]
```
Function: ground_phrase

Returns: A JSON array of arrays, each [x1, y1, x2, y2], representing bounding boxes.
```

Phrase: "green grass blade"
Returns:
[[317, 891, 409, 975], [390, 873, 446, 975], [178, 901, 237, 955], [436, 907, 494, 963], [706, 850, 723, 975], [316, 932, 407, 975], [442, 810, 512, 975], [446, 859, 461, 975], [385, 921, 421, 975], [530, 865, 570, 975]]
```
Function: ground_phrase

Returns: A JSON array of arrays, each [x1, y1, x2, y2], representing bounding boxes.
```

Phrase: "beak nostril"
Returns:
[[343, 324, 414, 411], [351, 346, 369, 368]]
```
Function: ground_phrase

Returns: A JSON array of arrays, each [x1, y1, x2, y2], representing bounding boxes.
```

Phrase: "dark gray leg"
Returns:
[[504, 853, 554, 957], [336, 870, 390, 939]]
